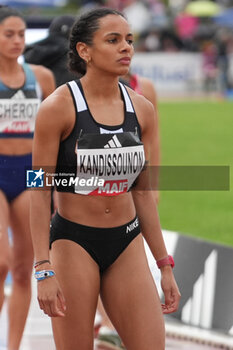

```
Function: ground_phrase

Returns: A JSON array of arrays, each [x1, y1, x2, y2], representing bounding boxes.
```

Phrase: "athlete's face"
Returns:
[[86, 15, 134, 75], [0, 16, 26, 60]]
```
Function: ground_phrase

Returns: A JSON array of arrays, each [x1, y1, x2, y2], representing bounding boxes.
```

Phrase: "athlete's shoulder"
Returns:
[[138, 77, 157, 108], [28, 64, 56, 98], [126, 85, 154, 113], [138, 76, 155, 88], [35, 84, 73, 136]]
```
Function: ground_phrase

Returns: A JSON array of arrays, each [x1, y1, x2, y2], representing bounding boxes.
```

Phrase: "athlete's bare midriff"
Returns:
[[57, 191, 136, 228], [0, 138, 32, 155]]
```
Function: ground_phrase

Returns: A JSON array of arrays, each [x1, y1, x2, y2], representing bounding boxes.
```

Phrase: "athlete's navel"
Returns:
[[105, 208, 110, 214]]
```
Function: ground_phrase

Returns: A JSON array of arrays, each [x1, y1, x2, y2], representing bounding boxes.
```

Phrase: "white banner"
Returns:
[[131, 52, 204, 97]]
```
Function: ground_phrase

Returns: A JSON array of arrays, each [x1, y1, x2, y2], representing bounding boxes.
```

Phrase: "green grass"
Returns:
[[157, 100, 233, 247]]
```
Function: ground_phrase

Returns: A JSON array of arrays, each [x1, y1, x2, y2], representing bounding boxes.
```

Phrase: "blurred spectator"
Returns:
[[143, 30, 161, 51], [146, 0, 166, 16], [105, 0, 124, 11], [136, 29, 183, 52], [24, 15, 78, 87], [146, 0, 169, 30], [122, 0, 151, 35], [160, 30, 183, 52], [78, 0, 105, 13], [202, 41, 219, 93], [215, 28, 231, 93], [174, 12, 199, 50]]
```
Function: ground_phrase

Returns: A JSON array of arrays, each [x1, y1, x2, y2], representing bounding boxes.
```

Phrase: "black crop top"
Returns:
[[55, 79, 145, 196]]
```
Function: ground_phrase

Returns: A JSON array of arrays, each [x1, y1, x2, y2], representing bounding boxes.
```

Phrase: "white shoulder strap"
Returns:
[[68, 81, 87, 112], [118, 82, 134, 113]]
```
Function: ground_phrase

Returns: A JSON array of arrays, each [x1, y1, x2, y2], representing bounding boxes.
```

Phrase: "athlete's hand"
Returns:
[[160, 266, 181, 314], [37, 276, 66, 317]]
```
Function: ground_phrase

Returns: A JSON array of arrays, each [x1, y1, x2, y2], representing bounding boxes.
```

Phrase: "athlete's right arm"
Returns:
[[30, 86, 73, 317]]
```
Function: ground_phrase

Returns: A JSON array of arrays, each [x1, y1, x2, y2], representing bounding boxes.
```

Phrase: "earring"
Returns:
[[86, 57, 91, 64]]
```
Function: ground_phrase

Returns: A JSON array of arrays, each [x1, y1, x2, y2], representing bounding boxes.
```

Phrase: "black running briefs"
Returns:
[[50, 212, 141, 273]]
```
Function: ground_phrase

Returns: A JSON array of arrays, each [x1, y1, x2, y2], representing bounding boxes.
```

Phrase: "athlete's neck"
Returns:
[[0, 58, 25, 88], [80, 74, 120, 101], [0, 57, 21, 75]]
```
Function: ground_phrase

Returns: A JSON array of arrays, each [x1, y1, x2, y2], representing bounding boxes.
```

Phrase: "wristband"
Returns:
[[34, 270, 55, 281], [34, 259, 51, 269], [156, 255, 174, 269]]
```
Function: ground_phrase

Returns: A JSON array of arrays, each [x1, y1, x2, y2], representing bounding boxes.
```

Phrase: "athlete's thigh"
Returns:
[[100, 234, 165, 350], [10, 190, 33, 270], [50, 239, 101, 350], [0, 191, 10, 265]]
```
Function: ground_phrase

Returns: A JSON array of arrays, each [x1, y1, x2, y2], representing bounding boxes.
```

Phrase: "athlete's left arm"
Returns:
[[140, 78, 160, 203], [131, 97, 180, 314], [30, 64, 56, 99]]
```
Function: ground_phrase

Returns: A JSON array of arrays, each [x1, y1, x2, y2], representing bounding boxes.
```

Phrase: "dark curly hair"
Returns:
[[68, 8, 125, 75], [0, 6, 25, 24]]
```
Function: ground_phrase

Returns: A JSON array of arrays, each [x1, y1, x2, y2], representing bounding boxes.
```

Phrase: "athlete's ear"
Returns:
[[76, 42, 91, 63]]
